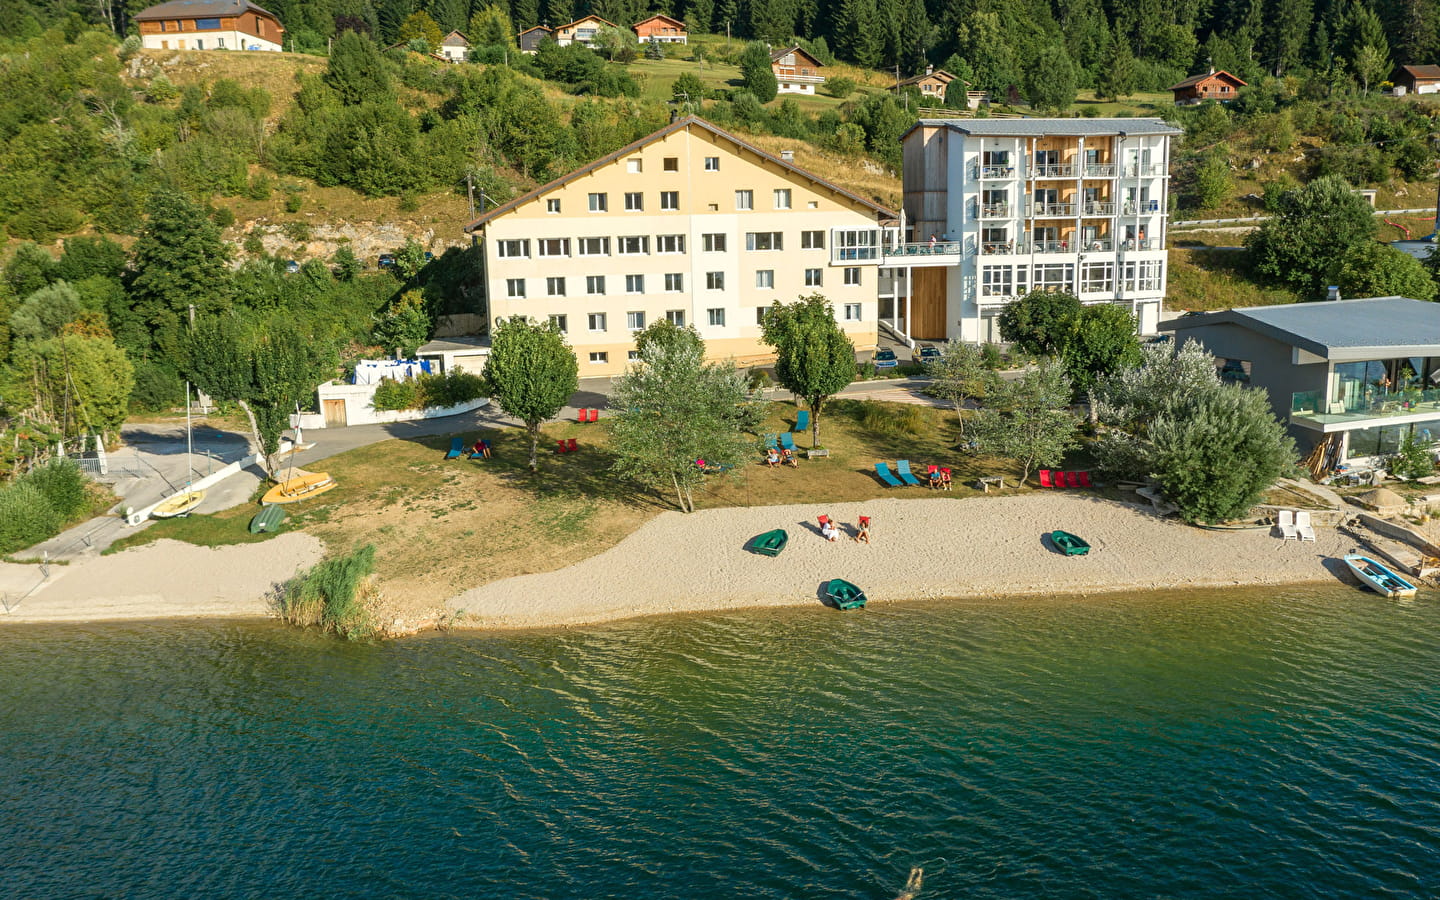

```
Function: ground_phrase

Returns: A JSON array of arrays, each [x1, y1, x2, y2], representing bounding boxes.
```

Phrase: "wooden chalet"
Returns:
[[632, 14, 687, 44], [1393, 65, 1440, 95], [517, 25, 551, 53], [770, 45, 825, 95], [1169, 69, 1246, 105]]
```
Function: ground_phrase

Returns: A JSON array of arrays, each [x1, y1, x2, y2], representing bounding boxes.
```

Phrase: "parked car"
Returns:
[[874, 348, 899, 369], [423, 251, 435, 262], [283, 259, 300, 274], [377, 253, 397, 269], [918, 346, 941, 361]]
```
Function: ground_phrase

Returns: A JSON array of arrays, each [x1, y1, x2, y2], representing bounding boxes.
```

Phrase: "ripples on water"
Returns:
[[2, 588, 1439, 898]]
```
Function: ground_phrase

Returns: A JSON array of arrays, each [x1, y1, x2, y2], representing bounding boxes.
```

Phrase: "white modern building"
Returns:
[[882, 118, 1182, 343]]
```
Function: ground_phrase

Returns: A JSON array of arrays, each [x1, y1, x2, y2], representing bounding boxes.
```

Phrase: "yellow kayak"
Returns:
[[152, 490, 205, 518], [261, 472, 336, 505]]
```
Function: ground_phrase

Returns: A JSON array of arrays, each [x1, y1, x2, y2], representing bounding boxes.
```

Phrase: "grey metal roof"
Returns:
[[418, 337, 490, 354], [134, 0, 277, 20], [1165, 297, 1440, 359], [912, 117, 1183, 137]]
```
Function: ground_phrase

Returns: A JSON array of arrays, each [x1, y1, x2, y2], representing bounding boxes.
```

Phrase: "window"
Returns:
[[746, 232, 783, 251], [660, 191, 679, 211], [538, 238, 569, 257], [656, 234, 685, 254], [586, 275, 606, 295], [1080, 261, 1114, 293], [844, 267, 861, 286], [664, 273, 684, 292], [663, 157, 679, 171], [735, 190, 753, 210], [626, 274, 645, 294], [1035, 263, 1075, 293], [497, 239, 529, 258], [550, 314, 568, 333], [801, 230, 825, 249], [546, 198, 561, 213], [618, 236, 649, 255], [704, 157, 720, 171], [981, 266, 1013, 297], [589, 351, 608, 364], [666, 309, 685, 326], [756, 307, 769, 325], [588, 312, 607, 331], [627, 158, 642, 174], [706, 272, 725, 290], [578, 237, 610, 256], [627, 311, 646, 330], [628, 350, 641, 361], [624, 192, 643, 211], [588, 193, 608, 212], [835, 229, 879, 260], [707, 307, 726, 326], [546, 277, 567, 297], [1121, 260, 1164, 292], [217, 37, 225, 48], [807, 201, 818, 209], [702, 233, 727, 252], [506, 278, 526, 298], [805, 268, 823, 286], [195, 16, 221, 29], [756, 269, 774, 288], [843, 303, 862, 321], [773, 189, 792, 209]]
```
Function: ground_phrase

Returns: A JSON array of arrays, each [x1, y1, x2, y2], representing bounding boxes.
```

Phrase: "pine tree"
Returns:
[[510, 0, 538, 29], [835, 0, 882, 68], [123, 190, 234, 355], [749, 0, 796, 45], [428, 0, 468, 31], [684, 0, 713, 34], [1094, 31, 1137, 100], [1264, 0, 1312, 75], [325, 30, 393, 105]]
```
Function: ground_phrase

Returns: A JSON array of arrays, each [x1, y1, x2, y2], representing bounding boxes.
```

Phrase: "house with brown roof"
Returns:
[[552, 14, 616, 47], [633, 14, 687, 44], [771, 46, 825, 95], [438, 30, 469, 62], [1393, 65, 1440, 95], [895, 68, 960, 103], [517, 25, 551, 53], [1169, 68, 1246, 105], [135, 0, 284, 51]]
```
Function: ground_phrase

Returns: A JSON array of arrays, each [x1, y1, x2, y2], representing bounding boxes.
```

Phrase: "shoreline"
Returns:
[[1, 495, 1358, 629]]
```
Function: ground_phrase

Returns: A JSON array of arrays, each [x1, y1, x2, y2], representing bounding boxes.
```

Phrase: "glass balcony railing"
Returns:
[[1032, 202, 1075, 217], [980, 203, 1011, 218], [1033, 240, 1071, 253], [1291, 388, 1440, 426], [980, 164, 1016, 179], [1083, 164, 1116, 177], [1031, 164, 1076, 178], [981, 239, 1028, 255], [1082, 202, 1115, 216]]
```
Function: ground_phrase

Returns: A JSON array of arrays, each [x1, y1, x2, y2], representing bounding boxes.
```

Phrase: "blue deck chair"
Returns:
[[779, 433, 797, 451], [445, 437, 464, 459], [875, 462, 903, 487], [796, 409, 810, 433], [763, 433, 779, 449], [895, 459, 922, 486]]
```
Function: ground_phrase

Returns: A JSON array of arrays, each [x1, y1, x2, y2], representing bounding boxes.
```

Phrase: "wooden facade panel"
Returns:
[[910, 267, 948, 340]]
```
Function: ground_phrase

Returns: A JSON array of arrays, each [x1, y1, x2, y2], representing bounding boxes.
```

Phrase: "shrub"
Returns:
[[279, 544, 377, 640], [210, 206, 236, 228], [247, 174, 273, 200], [0, 482, 61, 555], [981, 342, 1003, 369], [1390, 434, 1435, 481], [858, 402, 930, 437], [284, 192, 304, 214], [826, 76, 856, 99], [372, 371, 487, 411], [281, 221, 311, 242], [131, 361, 186, 411], [242, 233, 265, 255], [370, 377, 419, 411], [22, 459, 90, 521]]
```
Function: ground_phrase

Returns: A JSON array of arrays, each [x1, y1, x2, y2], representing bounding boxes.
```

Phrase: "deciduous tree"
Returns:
[[482, 316, 579, 472], [739, 41, 778, 104], [123, 189, 233, 355], [1246, 175, 1377, 297], [760, 293, 856, 448], [924, 340, 987, 435], [1337, 242, 1437, 302], [997, 290, 1081, 357], [971, 359, 1078, 484]]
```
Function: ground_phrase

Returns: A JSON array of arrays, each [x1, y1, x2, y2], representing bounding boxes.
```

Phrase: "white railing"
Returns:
[[980, 165, 1016, 179], [1032, 164, 1076, 178], [981, 240, 1028, 255], [1123, 164, 1166, 177], [1118, 238, 1161, 251], [980, 203, 1011, 218], [778, 73, 824, 84], [1121, 202, 1163, 215], [882, 240, 964, 259], [1032, 202, 1075, 217], [1033, 240, 1071, 253], [1083, 202, 1115, 216], [1084, 164, 1116, 177]]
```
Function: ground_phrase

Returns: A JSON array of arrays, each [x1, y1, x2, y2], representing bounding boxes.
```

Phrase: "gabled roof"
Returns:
[[770, 45, 823, 67], [1398, 64, 1440, 81], [632, 13, 686, 29], [554, 14, 617, 31], [517, 25, 552, 36], [463, 115, 895, 232], [903, 117, 1182, 141], [1164, 297, 1440, 360], [134, 0, 279, 20], [440, 30, 469, 45], [896, 69, 960, 88], [1169, 69, 1247, 91]]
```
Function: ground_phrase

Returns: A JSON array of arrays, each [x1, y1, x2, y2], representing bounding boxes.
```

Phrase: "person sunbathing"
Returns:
[[940, 468, 952, 491], [854, 515, 871, 544], [928, 468, 942, 489], [821, 518, 839, 542], [780, 447, 798, 468], [766, 448, 781, 468]]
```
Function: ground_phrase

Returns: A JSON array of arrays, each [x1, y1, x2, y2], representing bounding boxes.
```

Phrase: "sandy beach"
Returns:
[[447, 493, 1355, 629]]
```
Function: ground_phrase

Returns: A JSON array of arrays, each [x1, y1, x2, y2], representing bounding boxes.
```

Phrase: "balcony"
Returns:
[[1033, 240, 1072, 254], [979, 164, 1017, 179], [880, 240, 965, 264], [1082, 202, 1115, 216], [981, 239, 1028, 255], [1031, 164, 1076, 178], [1031, 202, 1075, 217], [1079, 239, 1114, 252], [979, 203, 1012, 219], [776, 72, 824, 84], [1118, 238, 1162, 251], [1291, 388, 1440, 429], [1083, 164, 1116, 177], [1122, 164, 1167, 177], [1121, 201, 1162, 215]]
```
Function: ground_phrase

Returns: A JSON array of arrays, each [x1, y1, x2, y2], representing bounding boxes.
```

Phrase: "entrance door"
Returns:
[[323, 399, 347, 428]]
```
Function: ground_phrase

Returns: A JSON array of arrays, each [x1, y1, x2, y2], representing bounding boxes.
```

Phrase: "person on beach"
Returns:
[[821, 516, 839, 542], [766, 447, 781, 468], [928, 467, 941, 489], [940, 468, 952, 491], [781, 446, 798, 468], [855, 515, 871, 544]]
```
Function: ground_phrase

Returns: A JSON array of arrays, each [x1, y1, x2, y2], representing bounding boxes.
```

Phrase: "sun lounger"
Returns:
[[1039, 469, 1055, 488], [764, 433, 779, 449], [779, 433, 797, 451], [1276, 509, 1298, 541], [796, 409, 810, 433], [1295, 510, 1316, 542], [445, 437, 464, 459], [875, 462, 903, 487], [896, 459, 922, 486]]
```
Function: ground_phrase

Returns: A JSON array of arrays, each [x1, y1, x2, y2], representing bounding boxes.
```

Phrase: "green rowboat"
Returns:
[[826, 578, 867, 610], [249, 504, 287, 534], [1051, 530, 1091, 556], [751, 528, 789, 557]]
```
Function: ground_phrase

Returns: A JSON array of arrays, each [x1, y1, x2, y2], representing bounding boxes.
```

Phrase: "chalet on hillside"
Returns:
[[771, 45, 825, 95], [134, 0, 284, 52], [517, 25, 551, 53], [895, 68, 960, 102], [553, 14, 616, 46], [438, 30, 469, 62], [1393, 65, 1440, 95], [1169, 69, 1246, 105], [632, 14, 687, 44]]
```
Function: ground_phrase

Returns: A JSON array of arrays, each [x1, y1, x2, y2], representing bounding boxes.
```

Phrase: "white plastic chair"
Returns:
[[1277, 510, 1298, 541], [1295, 510, 1316, 542]]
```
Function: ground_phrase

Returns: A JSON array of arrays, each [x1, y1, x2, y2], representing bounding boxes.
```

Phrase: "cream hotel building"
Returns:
[[465, 116, 895, 376]]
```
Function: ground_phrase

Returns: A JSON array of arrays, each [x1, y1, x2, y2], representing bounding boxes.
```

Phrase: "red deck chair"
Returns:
[[817, 514, 830, 527], [589, 408, 600, 422], [566, 437, 578, 452], [1077, 471, 1092, 488], [1038, 469, 1055, 488], [556, 439, 568, 453], [1064, 471, 1080, 488]]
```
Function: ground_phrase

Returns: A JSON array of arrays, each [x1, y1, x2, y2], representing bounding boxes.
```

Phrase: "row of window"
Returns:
[[549, 301, 865, 348], [979, 260, 1163, 297], [496, 231, 831, 259], [566, 188, 796, 214], [621, 156, 722, 175], [507, 268, 864, 298]]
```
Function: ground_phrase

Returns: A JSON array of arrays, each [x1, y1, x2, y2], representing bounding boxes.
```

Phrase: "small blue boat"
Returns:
[[1344, 554, 1417, 598]]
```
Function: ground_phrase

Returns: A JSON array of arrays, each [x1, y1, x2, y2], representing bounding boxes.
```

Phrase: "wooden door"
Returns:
[[323, 399, 347, 428]]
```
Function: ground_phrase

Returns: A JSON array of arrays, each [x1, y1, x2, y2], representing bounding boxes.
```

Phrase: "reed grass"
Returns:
[[279, 544, 378, 640]]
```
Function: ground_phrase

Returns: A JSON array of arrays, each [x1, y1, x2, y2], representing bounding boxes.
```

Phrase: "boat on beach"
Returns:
[[1050, 530, 1091, 556], [825, 578, 867, 610], [249, 504, 286, 534], [1343, 554, 1418, 598], [152, 489, 205, 518], [750, 529, 789, 556], [261, 472, 336, 505]]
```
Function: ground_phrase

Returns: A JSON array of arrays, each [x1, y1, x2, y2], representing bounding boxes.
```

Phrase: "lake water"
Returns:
[[3, 587, 1439, 899]]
